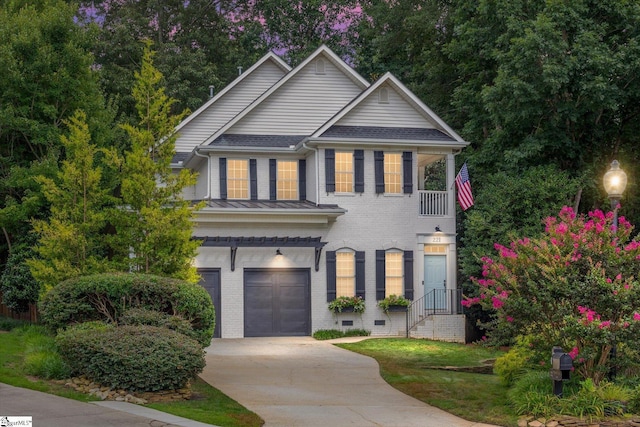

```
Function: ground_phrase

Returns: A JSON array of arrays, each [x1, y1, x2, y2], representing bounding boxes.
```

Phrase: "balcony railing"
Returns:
[[419, 191, 448, 216]]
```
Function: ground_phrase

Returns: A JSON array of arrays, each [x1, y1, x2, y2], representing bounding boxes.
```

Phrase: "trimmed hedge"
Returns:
[[119, 308, 195, 340], [57, 324, 205, 392], [39, 273, 215, 346]]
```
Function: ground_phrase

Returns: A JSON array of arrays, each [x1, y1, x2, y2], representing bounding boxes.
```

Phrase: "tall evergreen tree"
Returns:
[[112, 44, 202, 281], [29, 111, 116, 290]]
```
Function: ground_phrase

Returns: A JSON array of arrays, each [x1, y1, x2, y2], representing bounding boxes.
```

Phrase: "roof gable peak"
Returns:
[[175, 51, 291, 133]]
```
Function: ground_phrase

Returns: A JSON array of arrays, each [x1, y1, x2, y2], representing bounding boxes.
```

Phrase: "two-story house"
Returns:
[[173, 46, 470, 341]]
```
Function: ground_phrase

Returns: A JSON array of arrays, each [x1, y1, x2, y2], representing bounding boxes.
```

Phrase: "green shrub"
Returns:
[[508, 371, 561, 417], [24, 351, 71, 379], [39, 273, 215, 346], [119, 308, 195, 340], [508, 372, 638, 418], [57, 325, 205, 392], [0, 316, 28, 331], [494, 342, 535, 386], [18, 324, 71, 380], [512, 391, 560, 417], [313, 329, 371, 340], [0, 243, 40, 313], [313, 329, 344, 340], [628, 384, 640, 414]]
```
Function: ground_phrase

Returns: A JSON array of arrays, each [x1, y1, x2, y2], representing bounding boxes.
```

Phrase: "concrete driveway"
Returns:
[[200, 337, 499, 427]]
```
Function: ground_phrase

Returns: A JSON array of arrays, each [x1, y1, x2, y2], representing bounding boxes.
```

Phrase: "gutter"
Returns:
[[301, 139, 320, 206], [193, 149, 211, 200]]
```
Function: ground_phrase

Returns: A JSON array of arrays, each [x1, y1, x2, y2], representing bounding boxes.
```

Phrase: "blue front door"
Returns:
[[424, 255, 446, 310]]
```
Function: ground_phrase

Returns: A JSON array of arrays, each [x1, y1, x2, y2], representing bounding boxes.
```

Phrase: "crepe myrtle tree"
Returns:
[[463, 206, 640, 384]]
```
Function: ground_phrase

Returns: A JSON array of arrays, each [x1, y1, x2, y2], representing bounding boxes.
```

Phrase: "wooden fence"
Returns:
[[0, 292, 38, 323]]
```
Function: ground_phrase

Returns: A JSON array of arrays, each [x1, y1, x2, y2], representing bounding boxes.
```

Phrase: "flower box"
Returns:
[[386, 305, 408, 312], [328, 296, 365, 314]]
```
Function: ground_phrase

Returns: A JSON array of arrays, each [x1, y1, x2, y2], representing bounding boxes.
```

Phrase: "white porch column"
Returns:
[[447, 153, 456, 217]]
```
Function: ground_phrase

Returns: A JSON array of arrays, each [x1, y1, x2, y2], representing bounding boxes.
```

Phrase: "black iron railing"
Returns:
[[406, 288, 463, 336]]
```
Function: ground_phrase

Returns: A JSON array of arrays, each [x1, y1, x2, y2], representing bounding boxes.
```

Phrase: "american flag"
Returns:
[[455, 162, 474, 211]]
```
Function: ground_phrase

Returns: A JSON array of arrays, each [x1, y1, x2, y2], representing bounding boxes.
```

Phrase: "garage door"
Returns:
[[198, 268, 221, 339], [244, 269, 311, 337]]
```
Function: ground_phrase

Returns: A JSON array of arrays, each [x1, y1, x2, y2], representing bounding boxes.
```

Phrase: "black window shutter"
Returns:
[[403, 151, 413, 194], [404, 250, 414, 300], [355, 251, 365, 298], [326, 251, 336, 302], [354, 150, 364, 193], [374, 151, 385, 194], [219, 158, 227, 200], [249, 159, 257, 200], [376, 250, 386, 300], [299, 159, 306, 201], [325, 149, 335, 192], [269, 159, 277, 200]]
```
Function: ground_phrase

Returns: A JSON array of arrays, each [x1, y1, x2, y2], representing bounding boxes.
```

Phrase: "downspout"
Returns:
[[302, 141, 319, 206], [193, 149, 211, 200]]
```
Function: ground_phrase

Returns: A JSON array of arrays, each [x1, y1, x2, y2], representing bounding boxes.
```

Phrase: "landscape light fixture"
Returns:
[[603, 160, 627, 228], [602, 159, 627, 381]]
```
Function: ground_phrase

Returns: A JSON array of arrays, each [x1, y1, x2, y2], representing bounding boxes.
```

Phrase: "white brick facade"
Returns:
[[175, 46, 470, 341]]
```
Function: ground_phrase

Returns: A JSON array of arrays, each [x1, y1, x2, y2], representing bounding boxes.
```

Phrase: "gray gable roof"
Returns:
[[210, 134, 308, 147], [320, 125, 455, 141]]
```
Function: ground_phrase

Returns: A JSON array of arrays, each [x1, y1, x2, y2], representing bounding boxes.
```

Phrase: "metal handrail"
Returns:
[[406, 288, 463, 337]]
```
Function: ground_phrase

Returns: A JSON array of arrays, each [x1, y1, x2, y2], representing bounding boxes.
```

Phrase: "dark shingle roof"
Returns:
[[210, 134, 308, 147], [171, 152, 190, 164], [320, 125, 454, 141]]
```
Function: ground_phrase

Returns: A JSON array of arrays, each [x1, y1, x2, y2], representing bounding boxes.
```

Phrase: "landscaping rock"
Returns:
[[62, 376, 193, 405], [517, 416, 640, 427]]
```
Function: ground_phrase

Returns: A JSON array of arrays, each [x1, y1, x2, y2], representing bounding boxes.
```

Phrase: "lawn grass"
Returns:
[[337, 338, 519, 427], [0, 323, 263, 427], [149, 377, 263, 427], [2, 322, 519, 426]]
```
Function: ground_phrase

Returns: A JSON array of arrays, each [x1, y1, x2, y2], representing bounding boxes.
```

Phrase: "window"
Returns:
[[227, 159, 248, 199], [385, 251, 404, 297], [277, 160, 298, 200], [384, 153, 402, 193], [326, 250, 365, 301], [375, 151, 413, 194], [376, 249, 414, 300], [335, 151, 353, 192], [336, 251, 355, 297]]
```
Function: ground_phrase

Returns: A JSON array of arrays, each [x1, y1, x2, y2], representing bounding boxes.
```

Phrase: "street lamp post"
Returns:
[[603, 160, 628, 228], [602, 159, 627, 381]]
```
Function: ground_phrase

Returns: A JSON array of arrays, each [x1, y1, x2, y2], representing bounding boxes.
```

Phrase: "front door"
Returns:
[[424, 255, 446, 311]]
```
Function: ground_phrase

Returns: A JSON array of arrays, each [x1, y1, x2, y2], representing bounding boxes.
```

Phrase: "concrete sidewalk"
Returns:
[[201, 336, 500, 427], [0, 382, 217, 427]]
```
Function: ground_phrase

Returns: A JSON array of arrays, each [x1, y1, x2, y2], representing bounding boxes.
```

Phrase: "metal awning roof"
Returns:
[[195, 236, 327, 271]]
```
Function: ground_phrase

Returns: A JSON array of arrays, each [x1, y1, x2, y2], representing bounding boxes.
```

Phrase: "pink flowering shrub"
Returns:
[[463, 206, 640, 384]]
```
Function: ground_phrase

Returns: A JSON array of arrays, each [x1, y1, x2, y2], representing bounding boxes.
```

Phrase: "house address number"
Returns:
[[432, 237, 441, 243]]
